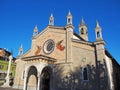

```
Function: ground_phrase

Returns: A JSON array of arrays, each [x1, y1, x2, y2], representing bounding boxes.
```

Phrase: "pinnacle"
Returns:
[[50, 13, 53, 17], [96, 20, 100, 28], [67, 10, 72, 16], [34, 25, 38, 33], [81, 18, 85, 25], [20, 44, 23, 51], [35, 25, 38, 29]]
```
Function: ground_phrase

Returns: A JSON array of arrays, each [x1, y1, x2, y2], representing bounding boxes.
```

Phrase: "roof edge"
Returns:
[[105, 49, 120, 66]]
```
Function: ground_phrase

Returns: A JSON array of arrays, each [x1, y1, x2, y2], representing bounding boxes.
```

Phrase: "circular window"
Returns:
[[43, 39, 55, 54]]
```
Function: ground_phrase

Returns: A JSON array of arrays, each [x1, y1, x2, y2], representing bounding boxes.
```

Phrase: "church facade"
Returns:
[[13, 12, 120, 90]]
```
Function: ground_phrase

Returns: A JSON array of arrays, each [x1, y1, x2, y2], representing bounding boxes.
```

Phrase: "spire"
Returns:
[[50, 13, 53, 18], [81, 18, 85, 25], [34, 25, 38, 33], [68, 10, 72, 16], [49, 13, 54, 25], [33, 25, 38, 36], [67, 11, 72, 25], [96, 20, 100, 28], [18, 44, 23, 56]]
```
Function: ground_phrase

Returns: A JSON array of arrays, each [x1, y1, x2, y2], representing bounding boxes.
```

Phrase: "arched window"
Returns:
[[81, 28, 84, 34], [49, 20, 53, 25], [67, 18, 71, 24], [97, 31, 100, 38], [82, 67, 89, 81], [68, 18, 70, 23]]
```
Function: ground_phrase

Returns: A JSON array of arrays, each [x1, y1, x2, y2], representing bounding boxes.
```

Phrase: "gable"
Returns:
[[23, 26, 67, 63]]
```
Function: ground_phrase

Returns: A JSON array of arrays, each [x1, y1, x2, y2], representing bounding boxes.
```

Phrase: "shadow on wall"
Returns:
[[112, 61, 120, 90], [52, 61, 110, 90]]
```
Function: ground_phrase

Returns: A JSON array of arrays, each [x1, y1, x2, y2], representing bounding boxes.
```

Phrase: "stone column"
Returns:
[[37, 72, 40, 90], [3, 55, 13, 87], [23, 74, 27, 90]]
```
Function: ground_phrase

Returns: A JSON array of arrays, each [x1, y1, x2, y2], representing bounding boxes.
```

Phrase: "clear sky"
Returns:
[[0, 0, 120, 64]]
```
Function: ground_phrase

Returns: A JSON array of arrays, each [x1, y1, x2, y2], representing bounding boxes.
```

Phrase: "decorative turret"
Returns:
[[79, 18, 88, 41], [49, 13, 54, 26], [33, 25, 38, 37], [67, 11, 72, 25], [95, 21, 103, 41], [18, 44, 23, 56]]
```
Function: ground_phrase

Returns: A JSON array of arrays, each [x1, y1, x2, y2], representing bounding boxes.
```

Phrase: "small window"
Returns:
[[97, 32, 100, 38], [1, 73, 6, 79], [82, 67, 89, 81], [6, 66, 8, 69], [81, 28, 84, 34], [68, 18, 71, 24], [0, 65, 4, 69], [49, 20, 53, 25], [12, 67, 15, 70]]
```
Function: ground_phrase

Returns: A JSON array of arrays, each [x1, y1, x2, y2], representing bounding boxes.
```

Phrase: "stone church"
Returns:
[[13, 12, 120, 90]]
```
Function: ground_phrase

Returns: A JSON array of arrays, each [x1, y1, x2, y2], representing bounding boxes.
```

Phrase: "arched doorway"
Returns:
[[26, 66, 38, 90], [40, 66, 52, 90]]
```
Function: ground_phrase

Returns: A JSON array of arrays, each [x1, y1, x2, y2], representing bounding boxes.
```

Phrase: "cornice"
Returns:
[[22, 54, 56, 62]]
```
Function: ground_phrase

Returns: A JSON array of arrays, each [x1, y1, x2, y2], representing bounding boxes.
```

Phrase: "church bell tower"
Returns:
[[79, 19, 88, 41], [95, 21, 103, 41]]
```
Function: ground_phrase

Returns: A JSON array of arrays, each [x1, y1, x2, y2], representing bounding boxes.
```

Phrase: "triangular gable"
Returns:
[[21, 26, 67, 63]]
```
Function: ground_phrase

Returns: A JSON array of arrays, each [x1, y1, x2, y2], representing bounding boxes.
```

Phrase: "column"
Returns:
[[37, 72, 40, 90], [23, 74, 27, 90], [3, 55, 13, 87]]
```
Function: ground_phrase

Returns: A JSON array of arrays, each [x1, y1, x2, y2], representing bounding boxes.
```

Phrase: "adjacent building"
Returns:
[[0, 48, 16, 86], [13, 12, 120, 90]]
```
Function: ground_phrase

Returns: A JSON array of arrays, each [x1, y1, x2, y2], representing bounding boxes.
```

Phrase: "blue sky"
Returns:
[[0, 0, 120, 64]]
